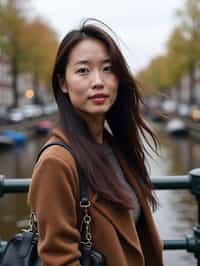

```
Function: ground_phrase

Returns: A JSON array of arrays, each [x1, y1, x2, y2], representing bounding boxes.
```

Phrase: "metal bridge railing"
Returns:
[[0, 169, 200, 264]]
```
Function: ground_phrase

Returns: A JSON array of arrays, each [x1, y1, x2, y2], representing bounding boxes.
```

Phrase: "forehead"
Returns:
[[68, 38, 110, 65]]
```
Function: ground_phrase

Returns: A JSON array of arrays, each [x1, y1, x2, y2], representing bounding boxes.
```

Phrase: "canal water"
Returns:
[[0, 125, 200, 265]]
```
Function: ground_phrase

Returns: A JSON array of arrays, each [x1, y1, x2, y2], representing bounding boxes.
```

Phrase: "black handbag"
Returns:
[[0, 141, 106, 266]]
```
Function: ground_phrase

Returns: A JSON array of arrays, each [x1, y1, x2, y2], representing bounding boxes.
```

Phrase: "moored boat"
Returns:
[[0, 135, 14, 147], [0, 130, 27, 145], [35, 120, 53, 134]]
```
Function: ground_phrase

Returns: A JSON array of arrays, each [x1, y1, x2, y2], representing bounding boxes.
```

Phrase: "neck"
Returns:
[[80, 113, 105, 144]]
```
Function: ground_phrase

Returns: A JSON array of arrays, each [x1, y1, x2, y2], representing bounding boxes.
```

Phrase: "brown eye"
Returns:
[[103, 65, 112, 72], [77, 67, 89, 75]]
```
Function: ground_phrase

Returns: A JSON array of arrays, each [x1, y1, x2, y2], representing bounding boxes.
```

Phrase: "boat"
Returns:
[[0, 130, 27, 145], [0, 135, 14, 147], [166, 118, 189, 137], [35, 120, 53, 134]]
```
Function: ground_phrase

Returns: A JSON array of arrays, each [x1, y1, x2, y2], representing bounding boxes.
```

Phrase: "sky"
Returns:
[[30, 0, 184, 73]]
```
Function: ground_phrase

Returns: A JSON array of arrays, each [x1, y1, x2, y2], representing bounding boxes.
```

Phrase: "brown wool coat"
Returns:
[[27, 128, 163, 266]]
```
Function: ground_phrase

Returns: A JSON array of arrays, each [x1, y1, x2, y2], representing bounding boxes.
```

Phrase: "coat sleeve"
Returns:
[[27, 151, 81, 266]]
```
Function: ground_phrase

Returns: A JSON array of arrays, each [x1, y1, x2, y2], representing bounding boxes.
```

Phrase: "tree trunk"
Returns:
[[33, 71, 40, 104], [188, 63, 196, 105], [175, 79, 181, 114], [11, 54, 18, 107]]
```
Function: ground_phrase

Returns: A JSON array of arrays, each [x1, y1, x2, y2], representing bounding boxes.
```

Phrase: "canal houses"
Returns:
[[0, 55, 50, 108], [170, 63, 200, 106], [0, 56, 13, 106], [0, 54, 34, 107]]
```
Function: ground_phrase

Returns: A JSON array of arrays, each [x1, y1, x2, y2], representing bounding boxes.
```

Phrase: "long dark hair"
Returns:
[[52, 19, 158, 210]]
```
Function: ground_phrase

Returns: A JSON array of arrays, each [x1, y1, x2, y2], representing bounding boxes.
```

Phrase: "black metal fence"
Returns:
[[0, 169, 200, 265]]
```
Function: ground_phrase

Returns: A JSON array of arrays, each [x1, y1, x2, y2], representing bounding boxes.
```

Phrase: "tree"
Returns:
[[0, 1, 58, 106], [138, 0, 200, 99], [21, 17, 58, 104], [176, 0, 200, 103], [137, 55, 170, 95], [0, 0, 29, 106], [166, 26, 189, 102]]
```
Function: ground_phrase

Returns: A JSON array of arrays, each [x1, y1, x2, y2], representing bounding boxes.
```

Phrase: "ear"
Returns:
[[58, 76, 68, 94]]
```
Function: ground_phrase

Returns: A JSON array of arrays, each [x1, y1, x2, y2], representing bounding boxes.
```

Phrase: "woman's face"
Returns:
[[61, 38, 119, 120]]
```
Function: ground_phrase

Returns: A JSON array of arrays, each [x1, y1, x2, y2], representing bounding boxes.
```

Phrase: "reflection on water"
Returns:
[[0, 127, 200, 265], [0, 135, 48, 178], [0, 135, 48, 240]]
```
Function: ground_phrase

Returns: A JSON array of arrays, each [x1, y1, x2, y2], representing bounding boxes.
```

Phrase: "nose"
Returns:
[[91, 70, 104, 89]]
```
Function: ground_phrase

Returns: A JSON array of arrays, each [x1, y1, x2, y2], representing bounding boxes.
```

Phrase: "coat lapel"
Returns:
[[112, 146, 163, 265], [90, 190, 144, 258]]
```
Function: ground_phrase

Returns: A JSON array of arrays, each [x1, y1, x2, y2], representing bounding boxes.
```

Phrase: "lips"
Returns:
[[89, 93, 108, 105], [89, 93, 108, 99]]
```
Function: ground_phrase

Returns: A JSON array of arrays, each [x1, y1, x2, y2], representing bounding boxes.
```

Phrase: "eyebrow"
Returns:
[[74, 58, 111, 66]]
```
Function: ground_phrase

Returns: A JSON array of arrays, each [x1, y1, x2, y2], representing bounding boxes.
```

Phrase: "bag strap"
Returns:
[[33, 141, 92, 244], [36, 141, 89, 206]]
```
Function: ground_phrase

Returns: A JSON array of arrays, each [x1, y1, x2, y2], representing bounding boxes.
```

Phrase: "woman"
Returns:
[[28, 19, 163, 266]]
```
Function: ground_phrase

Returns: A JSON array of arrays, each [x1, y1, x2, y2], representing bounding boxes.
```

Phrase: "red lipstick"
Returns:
[[89, 93, 108, 104]]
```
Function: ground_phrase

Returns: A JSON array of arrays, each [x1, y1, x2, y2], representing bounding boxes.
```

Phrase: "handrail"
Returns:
[[0, 175, 193, 195], [0, 168, 200, 264]]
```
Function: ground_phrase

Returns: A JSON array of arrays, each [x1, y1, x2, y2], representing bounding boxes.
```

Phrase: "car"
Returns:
[[21, 104, 43, 119], [177, 104, 190, 118], [7, 107, 25, 123], [0, 107, 8, 125], [161, 99, 177, 115], [42, 102, 58, 116]]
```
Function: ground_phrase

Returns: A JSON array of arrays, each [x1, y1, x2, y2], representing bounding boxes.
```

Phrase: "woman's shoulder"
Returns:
[[31, 128, 79, 190], [28, 129, 79, 206], [36, 128, 75, 167], [38, 139, 74, 166]]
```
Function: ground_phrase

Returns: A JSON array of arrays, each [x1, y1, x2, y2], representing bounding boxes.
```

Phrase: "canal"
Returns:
[[0, 124, 200, 265]]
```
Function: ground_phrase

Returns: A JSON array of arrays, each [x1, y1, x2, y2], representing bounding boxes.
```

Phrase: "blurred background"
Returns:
[[0, 0, 200, 265]]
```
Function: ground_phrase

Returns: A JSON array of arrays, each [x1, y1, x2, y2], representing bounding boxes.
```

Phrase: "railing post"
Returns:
[[190, 169, 200, 266], [0, 175, 4, 197]]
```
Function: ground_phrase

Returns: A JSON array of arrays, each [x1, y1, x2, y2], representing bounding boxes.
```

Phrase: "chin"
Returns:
[[79, 104, 112, 118], [91, 107, 110, 115]]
